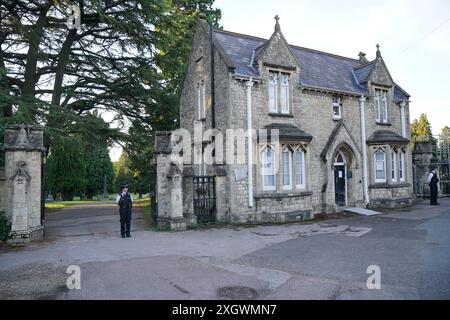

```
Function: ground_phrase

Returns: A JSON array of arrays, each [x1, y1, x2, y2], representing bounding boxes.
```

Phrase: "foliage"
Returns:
[[411, 113, 437, 151], [83, 140, 114, 199], [1, 0, 222, 195], [45, 136, 86, 201], [0, 211, 11, 242], [113, 152, 138, 193], [122, 0, 221, 196]]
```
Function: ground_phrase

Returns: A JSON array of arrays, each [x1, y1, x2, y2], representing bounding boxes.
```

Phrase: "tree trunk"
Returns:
[[51, 29, 77, 107]]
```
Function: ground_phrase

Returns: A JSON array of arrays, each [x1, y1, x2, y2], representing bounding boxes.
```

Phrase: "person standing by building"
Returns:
[[428, 169, 440, 206], [116, 184, 133, 238]]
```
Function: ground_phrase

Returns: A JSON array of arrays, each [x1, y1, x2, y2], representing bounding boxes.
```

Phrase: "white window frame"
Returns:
[[399, 150, 406, 182], [282, 147, 292, 190], [295, 147, 306, 190], [374, 148, 387, 183], [268, 71, 290, 114], [280, 73, 290, 114], [375, 90, 381, 122], [382, 91, 388, 123], [261, 146, 276, 191], [332, 96, 342, 120], [375, 89, 389, 123], [391, 150, 398, 182], [268, 71, 278, 113]]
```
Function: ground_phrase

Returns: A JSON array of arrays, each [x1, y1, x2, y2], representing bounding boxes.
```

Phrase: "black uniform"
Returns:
[[429, 171, 439, 205], [118, 192, 133, 237]]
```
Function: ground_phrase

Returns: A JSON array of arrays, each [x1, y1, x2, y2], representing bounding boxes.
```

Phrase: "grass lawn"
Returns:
[[45, 193, 150, 210], [45, 200, 107, 210], [132, 197, 153, 226]]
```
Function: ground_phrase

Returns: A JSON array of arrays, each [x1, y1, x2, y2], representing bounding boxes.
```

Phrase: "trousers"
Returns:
[[120, 207, 132, 235]]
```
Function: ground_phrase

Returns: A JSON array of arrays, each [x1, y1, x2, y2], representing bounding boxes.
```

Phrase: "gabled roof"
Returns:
[[213, 28, 411, 100]]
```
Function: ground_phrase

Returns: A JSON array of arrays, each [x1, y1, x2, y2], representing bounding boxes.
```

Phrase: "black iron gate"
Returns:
[[193, 176, 216, 224], [41, 153, 45, 227]]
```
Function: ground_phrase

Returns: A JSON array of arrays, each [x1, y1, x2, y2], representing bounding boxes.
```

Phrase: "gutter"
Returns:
[[359, 95, 370, 207], [210, 23, 215, 129], [246, 77, 254, 208]]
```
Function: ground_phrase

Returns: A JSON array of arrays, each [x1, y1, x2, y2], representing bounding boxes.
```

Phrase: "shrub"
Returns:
[[0, 211, 11, 242]]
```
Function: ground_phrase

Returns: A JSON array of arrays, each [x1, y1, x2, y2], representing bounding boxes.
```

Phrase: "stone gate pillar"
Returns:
[[154, 131, 186, 231], [4, 125, 45, 244], [413, 141, 439, 197]]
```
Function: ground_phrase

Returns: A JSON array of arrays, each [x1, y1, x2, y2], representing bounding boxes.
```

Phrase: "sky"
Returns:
[[110, 0, 450, 161]]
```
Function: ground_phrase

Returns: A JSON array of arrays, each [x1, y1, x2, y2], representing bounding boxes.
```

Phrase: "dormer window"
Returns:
[[268, 71, 290, 114], [332, 96, 342, 120], [375, 88, 388, 123]]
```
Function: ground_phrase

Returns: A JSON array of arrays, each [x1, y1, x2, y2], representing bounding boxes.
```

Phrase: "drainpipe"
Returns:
[[400, 100, 407, 138], [210, 22, 216, 129], [359, 95, 370, 206], [246, 78, 254, 207]]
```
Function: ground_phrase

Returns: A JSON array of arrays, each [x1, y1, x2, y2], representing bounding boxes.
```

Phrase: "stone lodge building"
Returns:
[[155, 17, 414, 226]]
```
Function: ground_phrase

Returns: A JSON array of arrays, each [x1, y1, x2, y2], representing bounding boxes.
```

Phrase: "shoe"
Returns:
[[126, 233, 131, 238], [121, 234, 126, 238], [436, 203, 441, 205]]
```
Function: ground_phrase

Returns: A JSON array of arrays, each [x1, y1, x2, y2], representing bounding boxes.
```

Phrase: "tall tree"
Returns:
[[411, 113, 437, 151], [0, 0, 221, 149], [83, 141, 114, 199], [1, 0, 222, 200], [124, 0, 221, 196], [439, 126, 450, 160], [45, 136, 86, 201], [113, 152, 137, 193]]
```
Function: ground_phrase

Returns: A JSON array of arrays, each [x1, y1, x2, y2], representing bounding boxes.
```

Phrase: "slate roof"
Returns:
[[353, 62, 374, 84], [259, 123, 313, 142], [366, 130, 410, 145], [213, 29, 410, 100]]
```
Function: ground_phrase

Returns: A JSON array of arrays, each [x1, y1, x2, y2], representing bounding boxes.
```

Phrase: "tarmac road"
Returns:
[[0, 198, 449, 299]]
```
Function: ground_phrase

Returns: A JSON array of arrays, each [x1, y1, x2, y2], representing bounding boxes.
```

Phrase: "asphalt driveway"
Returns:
[[0, 198, 449, 300]]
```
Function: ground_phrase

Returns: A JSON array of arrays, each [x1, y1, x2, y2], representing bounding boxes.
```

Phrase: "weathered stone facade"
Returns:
[[157, 18, 414, 226], [2, 125, 45, 243]]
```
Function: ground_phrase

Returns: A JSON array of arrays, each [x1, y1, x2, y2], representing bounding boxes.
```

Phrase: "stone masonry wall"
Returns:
[[178, 21, 414, 224]]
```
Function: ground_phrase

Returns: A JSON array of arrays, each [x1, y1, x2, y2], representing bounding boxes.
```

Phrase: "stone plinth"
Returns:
[[4, 125, 45, 244], [154, 131, 186, 231]]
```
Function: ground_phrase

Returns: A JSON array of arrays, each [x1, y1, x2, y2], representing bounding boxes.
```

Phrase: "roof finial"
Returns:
[[274, 15, 280, 32], [376, 43, 381, 58]]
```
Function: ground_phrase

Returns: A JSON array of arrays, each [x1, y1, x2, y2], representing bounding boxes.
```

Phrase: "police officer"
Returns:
[[428, 169, 440, 206], [116, 184, 133, 238]]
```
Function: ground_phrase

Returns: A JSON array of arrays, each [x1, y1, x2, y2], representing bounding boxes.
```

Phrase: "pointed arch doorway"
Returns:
[[334, 150, 347, 207]]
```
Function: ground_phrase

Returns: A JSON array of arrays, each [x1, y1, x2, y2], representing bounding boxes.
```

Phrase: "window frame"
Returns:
[[382, 91, 388, 123], [261, 146, 276, 191], [282, 147, 293, 190], [279, 73, 290, 114], [268, 70, 290, 114], [375, 88, 389, 124], [374, 147, 387, 183], [268, 71, 278, 113], [332, 96, 342, 120], [375, 90, 381, 122], [391, 149, 398, 182], [295, 147, 306, 190], [399, 150, 406, 182]]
